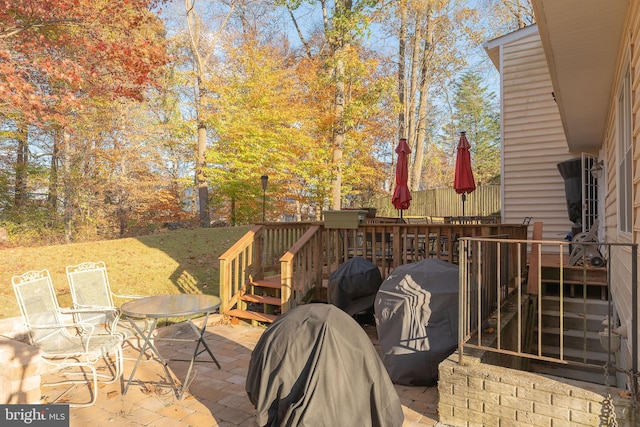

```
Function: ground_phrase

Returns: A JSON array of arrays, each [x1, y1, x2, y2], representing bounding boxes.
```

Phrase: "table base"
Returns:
[[123, 312, 220, 400]]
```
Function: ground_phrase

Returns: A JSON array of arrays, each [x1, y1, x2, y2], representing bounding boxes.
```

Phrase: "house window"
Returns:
[[618, 65, 632, 234]]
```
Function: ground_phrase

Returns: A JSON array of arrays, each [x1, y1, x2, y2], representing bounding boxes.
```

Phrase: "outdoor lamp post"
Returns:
[[261, 175, 269, 222]]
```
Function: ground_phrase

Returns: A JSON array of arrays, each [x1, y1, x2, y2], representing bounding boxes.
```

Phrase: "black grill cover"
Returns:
[[557, 158, 583, 225], [246, 304, 404, 427], [328, 256, 383, 315], [374, 258, 459, 386]]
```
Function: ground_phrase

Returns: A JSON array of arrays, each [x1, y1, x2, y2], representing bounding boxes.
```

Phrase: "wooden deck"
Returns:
[[530, 252, 608, 299], [220, 221, 530, 323]]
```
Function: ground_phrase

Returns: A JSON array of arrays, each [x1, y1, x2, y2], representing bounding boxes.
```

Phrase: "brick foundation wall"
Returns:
[[439, 354, 638, 427], [0, 335, 43, 404]]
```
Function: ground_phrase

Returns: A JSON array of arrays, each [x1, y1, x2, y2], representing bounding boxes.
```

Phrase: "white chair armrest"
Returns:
[[31, 321, 96, 353], [62, 305, 118, 315], [111, 292, 145, 300]]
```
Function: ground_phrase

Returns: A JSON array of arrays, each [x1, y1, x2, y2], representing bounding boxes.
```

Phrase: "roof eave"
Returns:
[[532, 0, 627, 152]]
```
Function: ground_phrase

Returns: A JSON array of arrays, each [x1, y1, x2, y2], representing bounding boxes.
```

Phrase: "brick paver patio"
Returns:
[[42, 315, 440, 426]]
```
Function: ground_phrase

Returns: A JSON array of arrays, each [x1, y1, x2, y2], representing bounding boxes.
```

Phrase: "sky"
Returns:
[[283, 0, 502, 102]]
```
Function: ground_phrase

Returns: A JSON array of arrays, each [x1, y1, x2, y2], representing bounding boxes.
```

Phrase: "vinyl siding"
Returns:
[[602, 0, 639, 368], [499, 31, 575, 241]]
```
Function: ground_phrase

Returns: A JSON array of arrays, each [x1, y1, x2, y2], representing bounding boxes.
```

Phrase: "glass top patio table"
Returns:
[[121, 294, 221, 400], [121, 294, 221, 319]]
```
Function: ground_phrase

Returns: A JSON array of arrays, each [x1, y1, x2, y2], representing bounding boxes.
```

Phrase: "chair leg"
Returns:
[[42, 363, 99, 407], [94, 345, 123, 384], [42, 345, 122, 407]]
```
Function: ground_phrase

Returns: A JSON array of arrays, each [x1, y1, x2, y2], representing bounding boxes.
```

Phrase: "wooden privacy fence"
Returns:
[[372, 184, 500, 218]]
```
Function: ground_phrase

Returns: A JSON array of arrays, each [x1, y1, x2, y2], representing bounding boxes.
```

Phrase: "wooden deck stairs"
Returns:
[[224, 275, 282, 324]]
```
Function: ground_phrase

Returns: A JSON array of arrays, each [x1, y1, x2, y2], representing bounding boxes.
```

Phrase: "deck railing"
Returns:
[[219, 221, 530, 315], [323, 222, 529, 280], [219, 225, 259, 313], [218, 222, 314, 312], [280, 225, 324, 312], [458, 236, 638, 396]]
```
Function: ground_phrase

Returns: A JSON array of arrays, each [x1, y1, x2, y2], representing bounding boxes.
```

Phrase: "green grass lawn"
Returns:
[[0, 226, 252, 320]]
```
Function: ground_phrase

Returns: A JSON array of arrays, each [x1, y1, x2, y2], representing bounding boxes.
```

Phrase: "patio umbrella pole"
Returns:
[[462, 193, 466, 217]]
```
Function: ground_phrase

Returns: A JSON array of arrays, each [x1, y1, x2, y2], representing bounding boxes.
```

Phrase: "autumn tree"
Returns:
[[480, 0, 534, 35], [145, 53, 196, 221], [452, 72, 500, 185], [57, 100, 159, 236], [180, 0, 238, 227], [0, 0, 521, 241], [392, 0, 480, 192], [0, 0, 168, 240], [281, 0, 381, 210], [205, 33, 318, 224], [0, 0, 167, 123]]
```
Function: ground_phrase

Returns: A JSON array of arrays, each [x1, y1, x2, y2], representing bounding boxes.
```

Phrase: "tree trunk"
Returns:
[[185, 0, 212, 228], [397, 0, 407, 140], [230, 196, 236, 226], [49, 128, 60, 215], [406, 22, 423, 189], [330, 38, 347, 209], [295, 199, 301, 221], [393, 0, 408, 188], [14, 121, 28, 208], [411, 8, 433, 191], [61, 131, 73, 242], [196, 117, 210, 227]]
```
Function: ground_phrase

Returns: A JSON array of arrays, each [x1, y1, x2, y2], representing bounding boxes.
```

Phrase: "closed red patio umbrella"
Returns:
[[454, 132, 476, 216], [392, 138, 412, 218]]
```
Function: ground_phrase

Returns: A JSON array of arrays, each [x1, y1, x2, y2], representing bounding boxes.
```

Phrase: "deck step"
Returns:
[[225, 309, 278, 323], [539, 296, 610, 317], [541, 264, 607, 281], [250, 274, 282, 289], [534, 327, 603, 353], [240, 293, 282, 306], [537, 327, 600, 340], [540, 309, 605, 330], [538, 344, 613, 365]]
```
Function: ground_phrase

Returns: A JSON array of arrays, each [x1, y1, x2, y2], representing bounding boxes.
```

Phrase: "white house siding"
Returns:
[[494, 28, 577, 242], [601, 1, 639, 374]]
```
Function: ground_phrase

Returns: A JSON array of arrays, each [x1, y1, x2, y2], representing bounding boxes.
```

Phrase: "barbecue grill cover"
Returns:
[[328, 256, 383, 315], [374, 258, 459, 386], [246, 303, 404, 427], [557, 158, 583, 224]]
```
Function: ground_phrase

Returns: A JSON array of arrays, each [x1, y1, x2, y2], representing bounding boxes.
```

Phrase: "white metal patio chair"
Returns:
[[12, 269, 124, 407], [66, 261, 148, 340]]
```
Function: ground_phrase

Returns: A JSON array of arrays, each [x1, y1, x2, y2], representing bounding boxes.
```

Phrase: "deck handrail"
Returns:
[[458, 235, 638, 396], [218, 225, 262, 313], [218, 223, 316, 313], [280, 225, 324, 313]]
